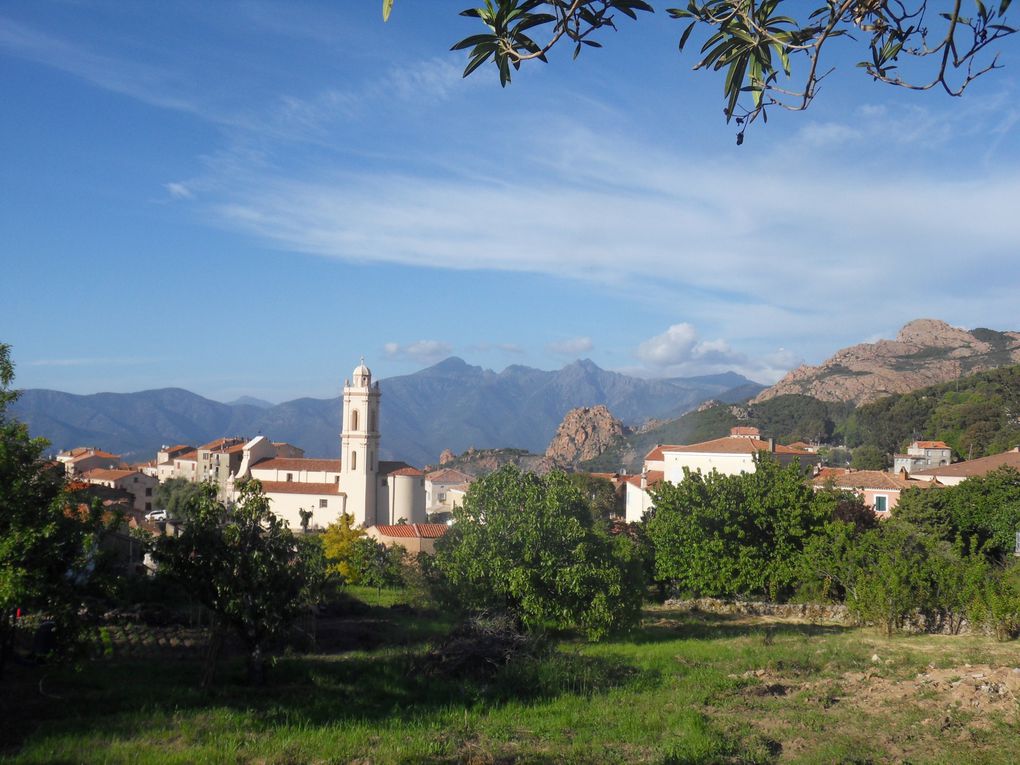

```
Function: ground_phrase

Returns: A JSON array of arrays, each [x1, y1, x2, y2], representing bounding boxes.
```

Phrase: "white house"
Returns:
[[623, 427, 819, 522]]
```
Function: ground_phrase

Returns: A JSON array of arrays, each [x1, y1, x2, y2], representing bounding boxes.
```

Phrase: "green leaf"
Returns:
[[382, 0, 394, 22]]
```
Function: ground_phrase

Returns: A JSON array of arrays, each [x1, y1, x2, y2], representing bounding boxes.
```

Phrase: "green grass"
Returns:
[[3, 601, 1019, 764]]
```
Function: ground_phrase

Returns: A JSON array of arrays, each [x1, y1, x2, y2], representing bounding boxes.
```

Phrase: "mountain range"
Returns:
[[11, 357, 763, 467]]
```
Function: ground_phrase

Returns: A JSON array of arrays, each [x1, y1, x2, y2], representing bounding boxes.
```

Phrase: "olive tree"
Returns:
[[152, 479, 322, 685], [434, 465, 645, 640]]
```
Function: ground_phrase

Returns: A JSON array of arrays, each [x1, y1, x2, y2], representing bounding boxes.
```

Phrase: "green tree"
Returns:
[[153, 477, 206, 518], [434, 465, 645, 640], [347, 537, 406, 590], [566, 472, 623, 522], [894, 467, 1020, 559], [428, 1, 1015, 143], [647, 456, 834, 600], [0, 344, 108, 678], [850, 444, 889, 471], [152, 479, 322, 685]]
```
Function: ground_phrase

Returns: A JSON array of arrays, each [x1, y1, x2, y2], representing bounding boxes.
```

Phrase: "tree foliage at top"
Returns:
[[433, 465, 645, 640], [425, 0, 1016, 142]]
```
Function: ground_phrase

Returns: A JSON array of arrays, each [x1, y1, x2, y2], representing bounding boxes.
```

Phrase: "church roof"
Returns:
[[380, 461, 422, 477], [261, 481, 340, 495], [252, 457, 341, 473]]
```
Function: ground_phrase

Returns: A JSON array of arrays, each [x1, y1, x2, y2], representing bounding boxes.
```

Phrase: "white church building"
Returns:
[[227, 360, 426, 531]]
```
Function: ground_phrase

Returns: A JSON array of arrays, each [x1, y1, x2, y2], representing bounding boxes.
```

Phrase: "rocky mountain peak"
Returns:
[[545, 405, 626, 464], [752, 319, 1020, 406]]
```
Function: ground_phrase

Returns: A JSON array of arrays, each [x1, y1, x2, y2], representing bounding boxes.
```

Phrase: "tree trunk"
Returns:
[[201, 620, 225, 689], [246, 643, 266, 685]]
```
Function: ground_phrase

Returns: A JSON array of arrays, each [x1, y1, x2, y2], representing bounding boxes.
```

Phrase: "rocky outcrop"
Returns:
[[545, 405, 626, 465], [753, 319, 1020, 406], [429, 447, 560, 477]]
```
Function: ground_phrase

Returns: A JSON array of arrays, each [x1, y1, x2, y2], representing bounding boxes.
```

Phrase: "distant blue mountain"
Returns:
[[12, 358, 763, 467]]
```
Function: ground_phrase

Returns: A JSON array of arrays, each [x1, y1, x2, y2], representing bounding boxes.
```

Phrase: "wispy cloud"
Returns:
[[547, 336, 594, 356], [0, 17, 216, 119], [383, 340, 453, 364]]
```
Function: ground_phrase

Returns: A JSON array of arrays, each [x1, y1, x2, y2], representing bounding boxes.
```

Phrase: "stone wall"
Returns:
[[665, 597, 992, 636]]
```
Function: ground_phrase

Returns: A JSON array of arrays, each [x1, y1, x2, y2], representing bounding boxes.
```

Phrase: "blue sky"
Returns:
[[2, 1, 1018, 402]]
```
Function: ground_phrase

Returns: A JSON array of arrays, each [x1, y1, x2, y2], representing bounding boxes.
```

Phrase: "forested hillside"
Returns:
[[584, 365, 1020, 472]]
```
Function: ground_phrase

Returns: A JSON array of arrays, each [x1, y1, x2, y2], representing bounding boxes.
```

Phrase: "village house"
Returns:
[[366, 523, 449, 554], [909, 446, 1020, 486], [893, 440, 953, 474], [623, 427, 819, 522], [80, 467, 159, 514], [424, 467, 473, 512], [56, 446, 124, 477], [810, 467, 940, 514]]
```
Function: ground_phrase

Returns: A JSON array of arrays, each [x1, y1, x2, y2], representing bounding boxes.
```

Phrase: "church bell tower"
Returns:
[[340, 358, 380, 526]]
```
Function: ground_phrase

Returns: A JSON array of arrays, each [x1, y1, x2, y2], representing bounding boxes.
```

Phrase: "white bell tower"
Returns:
[[340, 358, 380, 527]]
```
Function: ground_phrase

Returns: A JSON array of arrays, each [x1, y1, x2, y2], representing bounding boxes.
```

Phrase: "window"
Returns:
[[319, 499, 328, 508], [145, 487, 152, 497], [351, 451, 357, 470], [145, 502, 152, 511], [286, 473, 293, 482], [351, 409, 359, 430], [874, 495, 888, 513], [438, 493, 447, 502]]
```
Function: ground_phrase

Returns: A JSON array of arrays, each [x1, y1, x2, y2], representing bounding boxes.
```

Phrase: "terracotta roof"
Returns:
[[914, 441, 951, 449], [380, 461, 422, 477], [815, 467, 852, 479], [622, 470, 665, 488], [161, 444, 192, 455], [389, 467, 423, 477], [426, 468, 473, 484], [913, 448, 1020, 478], [83, 468, 141, 482], [645, 445, 675, 462], [198, 437, 245, 451], [811, 470, 936, 491], [373, 523, 448, 539], [174, 451, 198, 462], [70, 449, 120, 462], [251, 457, 342, 473], [261, 481, 341, 496], [730, 426, 761, 437], [660, 437, 814, 456]]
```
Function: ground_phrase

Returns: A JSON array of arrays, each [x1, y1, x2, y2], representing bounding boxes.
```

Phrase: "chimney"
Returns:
[[768, 437, 775, 453], [640, 470, 648, 490]]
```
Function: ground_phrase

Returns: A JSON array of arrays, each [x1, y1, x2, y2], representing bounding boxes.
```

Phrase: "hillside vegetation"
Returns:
[[583, 365, 1020, 472]]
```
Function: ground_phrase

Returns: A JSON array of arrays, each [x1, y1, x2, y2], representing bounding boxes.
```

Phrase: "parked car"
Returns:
[[144, 508, 168, 521]]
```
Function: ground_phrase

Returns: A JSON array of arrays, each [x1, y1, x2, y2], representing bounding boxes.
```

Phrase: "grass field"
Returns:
[[3, 592, 1019, 764]]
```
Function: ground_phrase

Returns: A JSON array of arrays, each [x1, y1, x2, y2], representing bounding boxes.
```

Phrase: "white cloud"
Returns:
[[383, 340, 453, 364], [547, 336, 594, 356], [635, 324, 699, 366], [165, 182, 193, 199]]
